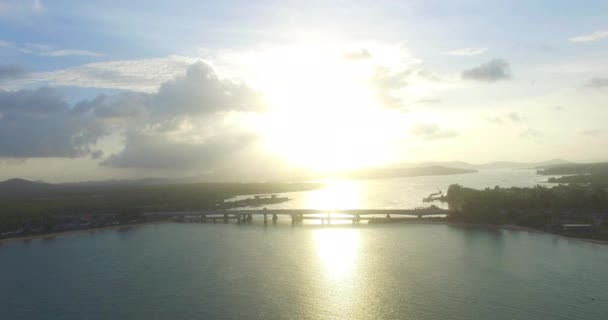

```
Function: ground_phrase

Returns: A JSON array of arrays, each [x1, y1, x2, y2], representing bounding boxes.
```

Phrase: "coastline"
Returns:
[[0, 221, 166, 245], [448, 221, 608, 245], [370, 218, 608, 246]]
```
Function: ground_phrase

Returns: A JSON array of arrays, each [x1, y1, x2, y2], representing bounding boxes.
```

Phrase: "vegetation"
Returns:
[[0, 180, 322, 235], [547, 174, 608, 185], [537, 162, 608, 175], [445, 184, 608, 239]]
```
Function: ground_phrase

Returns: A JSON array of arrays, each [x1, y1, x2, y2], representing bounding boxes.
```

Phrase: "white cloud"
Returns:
[[43, 49, 101, 57], [569, 30, 608, 43], [24, 56, 199, 92], [410, 123, 458, 141], [0, 40, 102, 58], [446, 48, 486, 56]]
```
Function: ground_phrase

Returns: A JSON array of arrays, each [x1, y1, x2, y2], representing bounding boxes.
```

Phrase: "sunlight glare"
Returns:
[[251, 45, 403, 172], [313, 229, 360, 281]]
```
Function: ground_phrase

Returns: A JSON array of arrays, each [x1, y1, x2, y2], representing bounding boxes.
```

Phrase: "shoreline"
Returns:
[[370, 218, 608, 246], [447, 221, 608, 245], [0, 221, 166, 245]]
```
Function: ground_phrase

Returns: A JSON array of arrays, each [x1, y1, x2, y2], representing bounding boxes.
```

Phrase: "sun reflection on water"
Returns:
[[307, 180, 361, 210], [313, 228, 359, 281]]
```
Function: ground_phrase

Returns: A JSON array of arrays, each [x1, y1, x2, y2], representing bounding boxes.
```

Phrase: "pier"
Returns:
[[143, 208, 451, 225]]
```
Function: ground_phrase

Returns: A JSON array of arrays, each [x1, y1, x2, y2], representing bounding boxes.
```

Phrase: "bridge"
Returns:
[[143, 208, 451, 224]]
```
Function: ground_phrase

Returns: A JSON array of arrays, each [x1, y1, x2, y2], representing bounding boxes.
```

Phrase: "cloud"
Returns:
[[0, 62, 267, 168], [483, 112, 520, 125], [0, 64, 26, 81], [483, 116, 503, 125], [581, 129, 600, 136], [461, 59, 511, 82], [42, 49, 101, 57], [416, 98, 442, 105], [25, 56, 197, 92], [97, 62, 268, 170], [343, 49, 372, 60], [506, 112, 520, 122], [101, 130, 259, 170], [0, 87, 107, 158], [370, 67, 440, 109], [371, 67, 411, 109], [519, 128, 542, 139], [0, 40, 101, 58], [446, 48, 486, 56], [584, 77, 608, 88], [90, 150, 104, 159], [569, 30, 608, 43], [152, 62, 266, 117], [410, 123, 458, 141]]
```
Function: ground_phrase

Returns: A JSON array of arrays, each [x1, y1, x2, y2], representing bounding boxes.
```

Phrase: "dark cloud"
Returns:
[[585, 77, 608, 88], [410, 123, 459, 141], [0, 64, 27, 81], [74, 92, 149, 122], [462, 59, 511, 82], [99, 62, 268, 170], [0, 87, 106, 157], [101, 131, 258, 170], [90, 150, 104, 159], [152, 62, 266, 118], [343, 49, 371, 60], [0, 62, 266, 168]]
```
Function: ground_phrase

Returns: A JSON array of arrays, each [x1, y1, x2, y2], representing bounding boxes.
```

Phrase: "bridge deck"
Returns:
[[144, 208, 450, 217]]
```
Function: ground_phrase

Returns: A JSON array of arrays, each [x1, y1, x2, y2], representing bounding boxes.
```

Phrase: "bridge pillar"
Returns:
[[223, 213, 228, 223], [202, 214, 207, 223], [386, 214, 391, 219], [272, 213, 278, 223], [264, 213, 267, 224], [212, 218, 217, 223], [247, 214, 253, 223], [327, 213, 331, 225]]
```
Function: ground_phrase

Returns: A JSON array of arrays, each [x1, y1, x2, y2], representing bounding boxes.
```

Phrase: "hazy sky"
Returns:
[[0, 0, 607, 182]]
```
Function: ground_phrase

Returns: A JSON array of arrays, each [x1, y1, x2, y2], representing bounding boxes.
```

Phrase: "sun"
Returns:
[[250, 45, 402, 172]]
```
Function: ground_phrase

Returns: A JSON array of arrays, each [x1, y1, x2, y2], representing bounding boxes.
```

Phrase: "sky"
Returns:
[[0, 0, 607, 182]]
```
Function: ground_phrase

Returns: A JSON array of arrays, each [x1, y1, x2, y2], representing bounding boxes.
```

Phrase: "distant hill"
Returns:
[[537, 162, 608, 175], [0, 178, 54, 192], [334, 165, 476, 180], [410, 159, 572, 170]]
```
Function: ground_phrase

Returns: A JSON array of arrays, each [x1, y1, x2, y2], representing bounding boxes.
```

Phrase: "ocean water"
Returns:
[[2, 169, 606, 319], [1, 223, 607, 319], [227, 168, 558, 210]]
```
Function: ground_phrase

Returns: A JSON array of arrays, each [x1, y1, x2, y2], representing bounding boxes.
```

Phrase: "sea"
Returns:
[[1, 169, 607, 319]]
